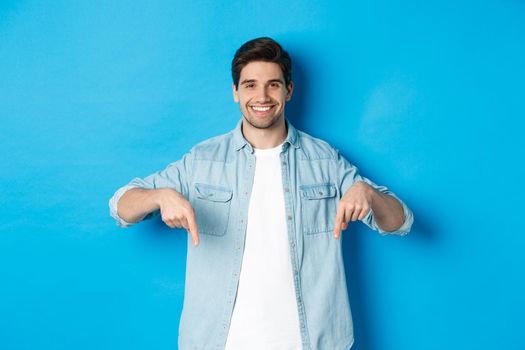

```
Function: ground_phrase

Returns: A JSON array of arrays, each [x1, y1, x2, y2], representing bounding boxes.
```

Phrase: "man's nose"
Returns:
[[255, 87, 271, 102]]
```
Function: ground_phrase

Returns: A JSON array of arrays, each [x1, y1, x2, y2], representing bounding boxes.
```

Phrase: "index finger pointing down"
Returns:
[[334, 205, 345, 239], [185, 209, 200, 246]]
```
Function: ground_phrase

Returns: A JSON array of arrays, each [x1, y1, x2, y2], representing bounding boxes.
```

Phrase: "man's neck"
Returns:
[[241, 117, 287, 149]]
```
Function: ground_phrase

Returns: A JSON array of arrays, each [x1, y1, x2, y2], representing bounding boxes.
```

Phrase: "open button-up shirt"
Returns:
[[109, 119, 414, 350]]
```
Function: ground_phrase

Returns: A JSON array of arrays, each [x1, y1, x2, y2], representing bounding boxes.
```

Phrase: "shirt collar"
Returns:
[[232, 118, 300, 152]]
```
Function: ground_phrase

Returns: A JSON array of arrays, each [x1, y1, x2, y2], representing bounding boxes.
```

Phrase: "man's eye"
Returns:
[[245, 84, 255, 89], [270, 83, 279, 88]]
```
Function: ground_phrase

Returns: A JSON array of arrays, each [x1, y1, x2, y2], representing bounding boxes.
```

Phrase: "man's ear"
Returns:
[[232, 83, 239, 103], [286, 81, 294, 101]]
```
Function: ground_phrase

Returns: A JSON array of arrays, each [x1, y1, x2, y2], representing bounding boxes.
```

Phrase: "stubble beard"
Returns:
[[242, 110, 283, 130]]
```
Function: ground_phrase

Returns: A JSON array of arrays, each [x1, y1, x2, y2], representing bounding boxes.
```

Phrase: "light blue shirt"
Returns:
[[109, 119, 414, 350]]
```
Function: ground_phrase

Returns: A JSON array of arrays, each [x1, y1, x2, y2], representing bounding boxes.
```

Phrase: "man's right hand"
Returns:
[[155, 188, 200, 246], [117, 187, 200, 246]]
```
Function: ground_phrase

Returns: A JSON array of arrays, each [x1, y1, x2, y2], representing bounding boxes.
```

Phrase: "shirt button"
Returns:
[[282, 161, 287, 166], [284, 188, 289, 192], [287, 215, 292, 220], [319, 191, 324, 195]]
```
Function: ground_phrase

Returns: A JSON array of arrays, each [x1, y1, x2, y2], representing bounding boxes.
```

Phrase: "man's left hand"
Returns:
[[333, 181, 374, 239]]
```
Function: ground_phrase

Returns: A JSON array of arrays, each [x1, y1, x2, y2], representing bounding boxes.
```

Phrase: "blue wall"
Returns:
[[1, 1, 524, 349]]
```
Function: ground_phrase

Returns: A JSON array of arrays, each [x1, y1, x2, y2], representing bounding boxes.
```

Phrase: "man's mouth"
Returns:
[[250, 105, 275, 113]]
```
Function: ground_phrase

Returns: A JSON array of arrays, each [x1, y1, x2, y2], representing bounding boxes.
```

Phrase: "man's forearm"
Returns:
[[117, 188, 162, 224], [369, 189, 405, 232]]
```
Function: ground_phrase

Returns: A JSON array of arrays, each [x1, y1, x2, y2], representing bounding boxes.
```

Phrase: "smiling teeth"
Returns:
[[252, 106, 271, 112]]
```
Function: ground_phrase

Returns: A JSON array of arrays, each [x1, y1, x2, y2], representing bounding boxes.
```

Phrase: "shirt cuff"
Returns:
[[363, 193, 414, 236], [108, 185, 139, 228]]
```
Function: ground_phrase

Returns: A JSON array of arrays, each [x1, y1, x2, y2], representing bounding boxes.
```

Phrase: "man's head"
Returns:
[[232, 37, 293, 130], [231, 37, 292, 89]]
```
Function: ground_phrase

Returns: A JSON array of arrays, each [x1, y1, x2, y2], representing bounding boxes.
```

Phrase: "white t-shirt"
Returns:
[[225, 143, 302, 350]]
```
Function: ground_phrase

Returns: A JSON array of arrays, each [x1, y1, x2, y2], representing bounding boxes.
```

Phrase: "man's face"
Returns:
[[233, 61, 293, 130]]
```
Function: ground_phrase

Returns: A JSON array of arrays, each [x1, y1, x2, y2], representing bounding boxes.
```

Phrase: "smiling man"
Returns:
[[109, 37, 414, 350]]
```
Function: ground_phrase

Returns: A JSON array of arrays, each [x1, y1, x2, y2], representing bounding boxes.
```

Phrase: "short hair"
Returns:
[[231, 37, 292, 88]]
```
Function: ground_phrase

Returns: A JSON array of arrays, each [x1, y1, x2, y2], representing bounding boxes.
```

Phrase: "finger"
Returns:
[[344, 206, 355, 224], [351, 205, 362, 221], [334, 204, 345, 239], [340, 210, 350, 233], [164, 220, 176, 229], [185, 208, 200, 246], [162, 216, 176, 228], [180, 216, 189, 231], [172, 218, 183, 228], [358, 206, 370, 221]]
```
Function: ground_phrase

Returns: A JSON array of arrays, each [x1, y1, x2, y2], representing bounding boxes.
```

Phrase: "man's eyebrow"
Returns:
[[240, 79, 257, 85], [239, 78, 285, 85]]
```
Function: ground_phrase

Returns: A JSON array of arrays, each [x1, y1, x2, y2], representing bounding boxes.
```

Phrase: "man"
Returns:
[[109, 37, 413, 350]]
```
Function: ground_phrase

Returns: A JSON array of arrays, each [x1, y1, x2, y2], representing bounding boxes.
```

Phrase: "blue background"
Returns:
[[1, 1, 524, 349]]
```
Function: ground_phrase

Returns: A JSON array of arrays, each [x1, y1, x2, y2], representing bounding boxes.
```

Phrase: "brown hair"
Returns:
[[231, 37, 292, 88]]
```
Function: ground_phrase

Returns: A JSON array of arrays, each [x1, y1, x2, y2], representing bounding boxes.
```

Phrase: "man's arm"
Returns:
[[118, 187, 200, 245], [109, 151, 200, 245], [117, 188, 163, 224], [334, 150, 414, 237]]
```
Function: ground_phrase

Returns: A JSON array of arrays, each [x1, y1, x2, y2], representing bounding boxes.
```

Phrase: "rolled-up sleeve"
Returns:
[[335, 150, 414, 236], [108, 151, 193, 227], [109, 184, 140, 227]]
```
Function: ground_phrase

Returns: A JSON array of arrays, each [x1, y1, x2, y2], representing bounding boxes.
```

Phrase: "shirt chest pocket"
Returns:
[[192, 183, 233, 236], [299, 183, 338, 235]]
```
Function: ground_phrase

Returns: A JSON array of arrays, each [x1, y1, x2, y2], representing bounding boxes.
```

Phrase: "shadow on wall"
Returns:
[[138, 213, 189, 249], [284, 51, 309, 132]]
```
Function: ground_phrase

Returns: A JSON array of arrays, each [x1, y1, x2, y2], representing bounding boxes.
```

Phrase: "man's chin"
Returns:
[[243, 114, 281, 130]]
